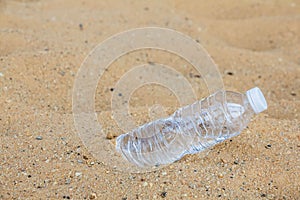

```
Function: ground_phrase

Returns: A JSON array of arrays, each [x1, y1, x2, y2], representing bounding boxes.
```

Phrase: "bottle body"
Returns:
[[116, 88, 266, 167], [175, 90, 253, 156]]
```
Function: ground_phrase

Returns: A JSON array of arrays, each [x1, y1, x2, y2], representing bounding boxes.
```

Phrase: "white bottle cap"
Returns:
[[246, 87, 267, 114]]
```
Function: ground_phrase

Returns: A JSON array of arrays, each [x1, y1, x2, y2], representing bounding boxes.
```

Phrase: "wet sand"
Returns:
[[1, 0, 299, 199]]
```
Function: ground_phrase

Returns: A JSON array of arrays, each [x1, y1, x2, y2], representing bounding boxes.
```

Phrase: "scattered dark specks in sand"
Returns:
[[160, 191, 167, 198], [110, 88, 114, 92], [79, 23, 83, 30], [290, 92, 296, 96], [189, 72, 201, 78], [227, 71, 234, 76], [261, 193, 267, 197], [144, 7, 149, 11], [36, 136, 43, 140], [106, 132, 116, 140], [148, 61, 155, 65]]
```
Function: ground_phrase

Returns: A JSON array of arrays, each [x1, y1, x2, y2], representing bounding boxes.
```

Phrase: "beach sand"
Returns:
[[0, 0, 299, 199]]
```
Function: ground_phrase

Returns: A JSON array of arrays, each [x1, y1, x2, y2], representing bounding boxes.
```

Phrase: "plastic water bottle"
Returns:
[[116, 87, 267, 167]]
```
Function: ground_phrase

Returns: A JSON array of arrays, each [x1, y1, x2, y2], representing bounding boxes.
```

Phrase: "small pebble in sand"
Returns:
[[65, 179, 71, 185], [142, 182, 148, 187], [83, 155, 88, 160], [36, 136, 43, 140], [265, 144, 272, 149], [106, 132, 114, 139], [189, 183, 196, 189], [161, 171, 167, 176], [227, 71, 234, 76], [75, 172, 82, 177], [160, 191, 167, 198], [89, 193, 97, 199]]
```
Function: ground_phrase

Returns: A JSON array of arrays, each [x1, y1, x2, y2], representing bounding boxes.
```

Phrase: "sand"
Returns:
[[1, 0, 299, 199]]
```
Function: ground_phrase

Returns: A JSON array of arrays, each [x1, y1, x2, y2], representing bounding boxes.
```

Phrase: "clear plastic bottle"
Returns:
[[116, 87, 267, 167]]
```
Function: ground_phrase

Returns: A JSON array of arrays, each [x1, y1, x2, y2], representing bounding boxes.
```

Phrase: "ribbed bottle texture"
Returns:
[[116, 87, 267, 167]]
